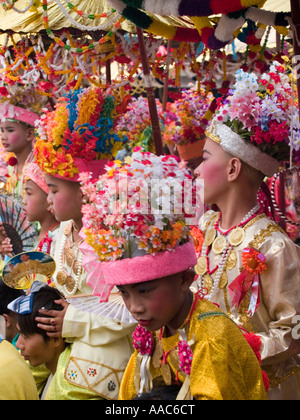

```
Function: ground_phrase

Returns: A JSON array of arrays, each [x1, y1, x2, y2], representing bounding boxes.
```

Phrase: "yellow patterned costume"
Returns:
[[194, 211, 300, 400], [119, 298, 267, 400]]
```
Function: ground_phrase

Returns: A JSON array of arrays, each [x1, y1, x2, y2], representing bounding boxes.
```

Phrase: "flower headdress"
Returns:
[[34, 87, 126, 181], [115, 96, 163, 154], [163, 88, 214, 147], [206, 63, 299, 177], [79, 149, 197, 301]]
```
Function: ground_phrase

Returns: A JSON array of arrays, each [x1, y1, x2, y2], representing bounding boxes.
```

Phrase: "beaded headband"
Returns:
[[205, 118, 280, 177]]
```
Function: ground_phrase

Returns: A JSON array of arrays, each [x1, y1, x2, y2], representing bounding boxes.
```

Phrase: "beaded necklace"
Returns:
[[56, 221, 83, 295], [196, 204, 261, 300], [37, 223, 60, 254]]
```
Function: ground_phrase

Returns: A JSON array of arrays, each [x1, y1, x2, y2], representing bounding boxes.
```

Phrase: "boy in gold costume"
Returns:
[[79, 150, 268, 400], [193, 65, 300, 399]]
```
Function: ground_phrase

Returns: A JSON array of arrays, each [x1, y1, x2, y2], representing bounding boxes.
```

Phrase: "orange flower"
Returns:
[[190, 227, 204, 253], [242, 248, 267, 275]]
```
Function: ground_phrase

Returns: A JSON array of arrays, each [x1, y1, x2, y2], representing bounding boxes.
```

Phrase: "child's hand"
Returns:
[[0, 237, 13, 258], [35, 299, 69, 338]]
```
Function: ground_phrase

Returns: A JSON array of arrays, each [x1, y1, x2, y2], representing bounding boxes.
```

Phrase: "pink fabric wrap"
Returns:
[[24, 162, 49, 194], [80, 239, 197, 302], [52, 158, 109, 182], [0, 103, 39, 127]]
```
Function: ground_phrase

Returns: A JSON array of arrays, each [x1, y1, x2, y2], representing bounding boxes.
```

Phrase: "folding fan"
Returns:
[[0, 194, 38, 255], [66, 292, 136, 325], [2, 251, 56, 290]]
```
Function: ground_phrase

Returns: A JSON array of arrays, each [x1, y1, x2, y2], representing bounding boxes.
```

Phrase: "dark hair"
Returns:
[[134, 385, 182, 400], [0, 280, 25, 315], [17, 285, 64, 342]]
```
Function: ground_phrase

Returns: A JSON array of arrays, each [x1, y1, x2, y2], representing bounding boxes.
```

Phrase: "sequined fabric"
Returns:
[[119, 299, 268, 400]]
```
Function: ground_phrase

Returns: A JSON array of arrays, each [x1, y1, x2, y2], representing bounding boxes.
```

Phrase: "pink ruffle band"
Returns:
[[52, 158, 109, 182], [80, 239, 197, 302], [0, 103, 40, 127]]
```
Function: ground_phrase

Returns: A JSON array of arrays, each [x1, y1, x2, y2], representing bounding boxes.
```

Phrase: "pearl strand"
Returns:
[[199, 203, 260, 300], [58, 222, 83, 295]]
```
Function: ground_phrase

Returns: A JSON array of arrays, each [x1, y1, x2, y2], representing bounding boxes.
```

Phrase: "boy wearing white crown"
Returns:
[[193, 65, 300, 400]]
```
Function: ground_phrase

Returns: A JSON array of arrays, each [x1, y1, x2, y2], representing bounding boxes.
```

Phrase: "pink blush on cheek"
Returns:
[[202, 161, 226, 185], [9, 133, 21, 145]]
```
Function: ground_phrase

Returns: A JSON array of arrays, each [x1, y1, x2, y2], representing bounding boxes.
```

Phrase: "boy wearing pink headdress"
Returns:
[[79, 149, 268, 400], [0, 83, 50, 197]]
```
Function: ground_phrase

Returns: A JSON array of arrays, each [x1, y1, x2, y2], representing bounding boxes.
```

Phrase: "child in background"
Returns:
[[193, 65, 300, 400], [0, 83, 50, 197], [78, 150, 268, 400], [32, 87, 135, 399], [9, 281, 113, 400], [0, 104, 38, 197], [1, 162, 59, 259]]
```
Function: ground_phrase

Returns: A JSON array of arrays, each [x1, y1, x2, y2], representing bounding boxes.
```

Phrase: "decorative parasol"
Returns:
[[2, 251, 56, 289]]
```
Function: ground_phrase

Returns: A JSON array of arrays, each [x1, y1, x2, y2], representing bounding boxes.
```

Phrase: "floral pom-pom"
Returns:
[[132, 325, 154, 356], [178, 340, 193, 375], [8, 156, 17, 166]]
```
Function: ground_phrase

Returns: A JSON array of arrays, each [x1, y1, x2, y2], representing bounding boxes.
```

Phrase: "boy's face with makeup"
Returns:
[[23, 179, 49, 223], [0, 121, 32, 154], [117, 272, 193, 333], [194, 138, 230, 205], [45, 174, 83, 222]]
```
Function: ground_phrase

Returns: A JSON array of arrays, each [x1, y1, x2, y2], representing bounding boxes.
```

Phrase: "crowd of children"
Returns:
[[0, 61, 299, 402]]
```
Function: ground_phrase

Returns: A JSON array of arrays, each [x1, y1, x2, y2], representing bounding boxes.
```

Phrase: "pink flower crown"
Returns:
[[79, 149, 197, 301]]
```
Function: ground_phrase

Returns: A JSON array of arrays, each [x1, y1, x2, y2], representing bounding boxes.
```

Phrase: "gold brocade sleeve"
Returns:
[[189, 312, 267, 400], [251, 235, 300, 364], [119, 299, 268, 400]]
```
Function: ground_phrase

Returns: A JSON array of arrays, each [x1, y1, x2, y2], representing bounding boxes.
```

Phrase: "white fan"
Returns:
[[66, 292, 136, 325]]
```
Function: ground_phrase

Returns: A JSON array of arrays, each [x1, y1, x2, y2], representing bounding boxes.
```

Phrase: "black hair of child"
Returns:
[[0, 279, 25, 315], [17, 284, 64, 342]]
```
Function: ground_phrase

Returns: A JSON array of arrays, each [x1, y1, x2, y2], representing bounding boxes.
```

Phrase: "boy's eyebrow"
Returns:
[[202, 149, 211, 155]]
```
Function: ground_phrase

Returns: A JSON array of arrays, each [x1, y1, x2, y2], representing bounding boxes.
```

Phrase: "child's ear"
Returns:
[[227, 157, 242, 182], [26, 127, 36, 143], [180, 269, 195, 292]]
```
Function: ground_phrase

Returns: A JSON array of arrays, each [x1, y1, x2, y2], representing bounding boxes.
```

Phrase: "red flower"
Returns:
[[38, 80, 54, 92], [191, 227, 204, 253], [0, 86, 9, 96], [8, 156, 17, 166], [242, 248, 267, 275]]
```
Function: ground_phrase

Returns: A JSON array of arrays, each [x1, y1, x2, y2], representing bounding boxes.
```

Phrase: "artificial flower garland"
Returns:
[[163, 88, 214, 147], [214, 62, 299, 163], [34, 87, 125, 179]]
